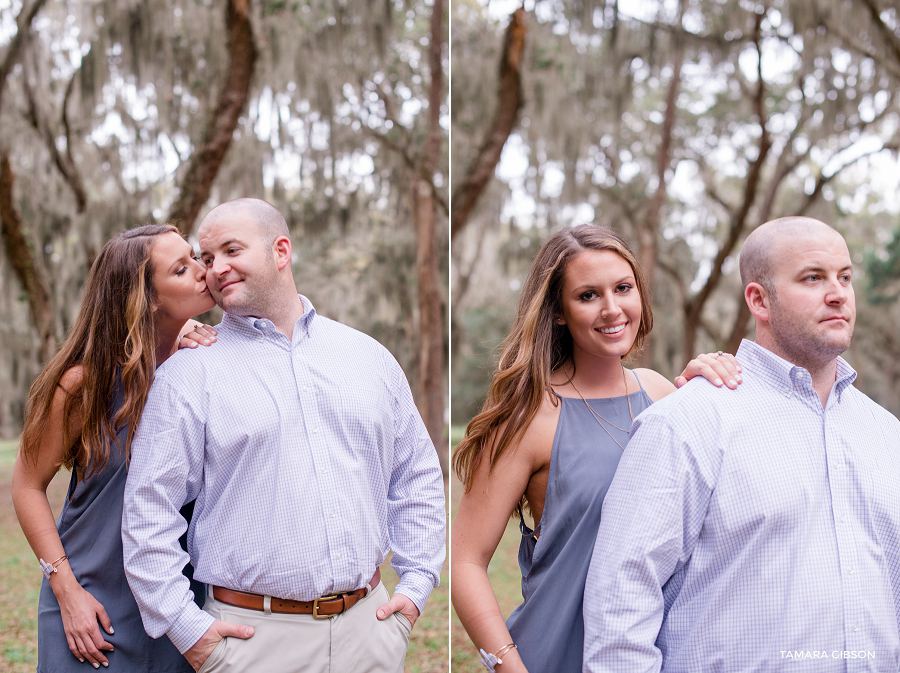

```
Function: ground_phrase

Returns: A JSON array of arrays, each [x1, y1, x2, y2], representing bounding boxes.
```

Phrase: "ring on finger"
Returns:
[[716, 351, 724, 358]]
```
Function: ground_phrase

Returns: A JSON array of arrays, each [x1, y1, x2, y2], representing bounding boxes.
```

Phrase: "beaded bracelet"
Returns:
[[479, 643, 517, 671]]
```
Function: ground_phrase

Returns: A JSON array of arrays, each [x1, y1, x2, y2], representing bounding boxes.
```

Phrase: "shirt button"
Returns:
[[852, 625, 859, 632], [313, 428, 319, 434], [304, 387, 310, 392], [848, 568, 855, 575], [336, 552, 341, 559], [330, 512, 336, 518], [320, 467, 327, 474], [840, 515, 847, 522]]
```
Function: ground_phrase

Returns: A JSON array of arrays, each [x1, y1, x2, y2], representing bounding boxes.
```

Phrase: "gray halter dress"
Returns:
[[37, 383, 202, 673], [506, 374, 653, 673]]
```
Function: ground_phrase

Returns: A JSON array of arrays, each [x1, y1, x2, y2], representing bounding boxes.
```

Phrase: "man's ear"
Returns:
[[745, 282, 770, 323], [273, 236, 292, 271]]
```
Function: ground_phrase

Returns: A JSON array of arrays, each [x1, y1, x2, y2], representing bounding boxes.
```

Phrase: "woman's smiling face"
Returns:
[[557, 249, 642, 363]]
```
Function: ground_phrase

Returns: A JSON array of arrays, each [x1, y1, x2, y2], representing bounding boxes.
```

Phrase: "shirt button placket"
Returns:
[[826, 417, 865, 668], [294, 351, 341, 576]]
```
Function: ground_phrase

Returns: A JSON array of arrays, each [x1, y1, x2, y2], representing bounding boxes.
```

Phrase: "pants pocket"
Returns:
[[392, 611, 412, 640], [196, 637, 229, 673]]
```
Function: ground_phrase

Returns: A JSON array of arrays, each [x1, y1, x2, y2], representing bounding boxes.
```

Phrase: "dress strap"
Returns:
[[517, 502, 541, 539], [630, 369, 646, 393]]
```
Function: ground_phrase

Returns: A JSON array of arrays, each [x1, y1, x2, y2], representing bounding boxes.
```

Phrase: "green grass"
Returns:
[[449, 427, 524, 673], [0, 439, 69, 673], [0, 440, 449, 673]]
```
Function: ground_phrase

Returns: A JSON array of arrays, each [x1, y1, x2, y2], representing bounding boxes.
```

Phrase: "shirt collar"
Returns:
[[736, 339, 857, 402], [221, 294, 318, 340]]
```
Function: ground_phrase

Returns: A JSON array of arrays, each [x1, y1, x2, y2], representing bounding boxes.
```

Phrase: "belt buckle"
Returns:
[[312, 594, 339, 619]]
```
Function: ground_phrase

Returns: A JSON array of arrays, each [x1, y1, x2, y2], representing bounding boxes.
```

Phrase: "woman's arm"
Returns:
[[451, 403, 558, 673], [11, 367, 115, 668]]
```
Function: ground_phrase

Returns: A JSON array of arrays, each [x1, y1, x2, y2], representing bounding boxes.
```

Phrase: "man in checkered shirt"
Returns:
[[123, 199, 445, 673], [584, 217, 900, 673]]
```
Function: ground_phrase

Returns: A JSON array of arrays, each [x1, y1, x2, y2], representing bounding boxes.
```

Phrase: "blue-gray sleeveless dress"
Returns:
[[37, 384, 202, 673], [506, 377, 653, 673]]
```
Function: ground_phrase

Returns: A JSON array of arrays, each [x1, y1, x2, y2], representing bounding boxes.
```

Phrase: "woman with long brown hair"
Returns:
[[452, 224, 740, 673], [12, 224, 217, 671]]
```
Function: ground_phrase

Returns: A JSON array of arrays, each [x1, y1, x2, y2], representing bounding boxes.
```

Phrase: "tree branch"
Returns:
[[372, 80, 415, 151], [167, 0, 257, 232], [860, 0, 900, 68], [363, 124, 449, 216], [635, 0, 685, 367], [22, 63, 88, 212], [62, 69, 79, 178], [796, 145, 889, 215], [822, 19, 900, 79], [657, 257, 688, 305], [683, 13, 771, 361], [0, 0, 51, 111], [450, 7, 526, 240]]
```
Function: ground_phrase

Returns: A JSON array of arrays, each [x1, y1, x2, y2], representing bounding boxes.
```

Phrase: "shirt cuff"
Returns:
[[167, 603, 217, 654], [394, 571, 437, 615]]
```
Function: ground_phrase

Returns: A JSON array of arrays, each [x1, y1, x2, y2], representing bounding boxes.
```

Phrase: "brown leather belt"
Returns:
[[212, 568, 381, 619]]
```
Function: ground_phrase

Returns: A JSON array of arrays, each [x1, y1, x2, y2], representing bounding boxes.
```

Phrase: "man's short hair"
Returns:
[[739, 229, 775, 292], [739, 216, 837, 293], [230, 198, 288, 246], [203, 198, 289, 247]]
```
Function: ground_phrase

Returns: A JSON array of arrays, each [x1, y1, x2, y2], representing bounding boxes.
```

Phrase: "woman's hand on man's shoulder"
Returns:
[[178, 322, 218, 350], [673, 352, 743, 391]]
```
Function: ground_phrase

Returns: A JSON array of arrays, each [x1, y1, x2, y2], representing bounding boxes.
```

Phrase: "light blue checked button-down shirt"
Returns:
[[122, 296, 445, 653], [583, 339, 900, 673]]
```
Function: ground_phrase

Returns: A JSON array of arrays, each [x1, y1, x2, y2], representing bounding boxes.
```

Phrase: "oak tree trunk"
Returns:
[[414, 0, 447, 474], [0, 151, 55, 362]]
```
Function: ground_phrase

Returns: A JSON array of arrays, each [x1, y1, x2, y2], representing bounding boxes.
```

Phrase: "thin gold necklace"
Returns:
[[567, 366, 635, 451]]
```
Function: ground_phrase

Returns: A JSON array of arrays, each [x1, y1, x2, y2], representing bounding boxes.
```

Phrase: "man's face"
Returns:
[[766, 228, 855, 367], [198, 215, 279, 316]]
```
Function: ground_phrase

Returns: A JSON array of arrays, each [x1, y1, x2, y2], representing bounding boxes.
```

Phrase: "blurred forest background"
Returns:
[[450, 1, 900, 669], [0, 1, 448, 671], [0, 0, 449, 472], [451, 0, 900, 427]]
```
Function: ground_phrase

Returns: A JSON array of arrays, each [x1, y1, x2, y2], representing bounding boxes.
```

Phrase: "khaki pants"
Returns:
[[197, 582, 411, 673]]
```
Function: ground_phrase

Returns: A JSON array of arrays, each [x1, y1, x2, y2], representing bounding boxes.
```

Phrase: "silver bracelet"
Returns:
[[479, 643, 517, 671]]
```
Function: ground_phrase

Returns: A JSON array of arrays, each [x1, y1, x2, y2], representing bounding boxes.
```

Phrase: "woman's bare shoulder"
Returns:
[[514, 391, 562, 464], [631, 367, 676, 402], [58, 365, 84, 396]]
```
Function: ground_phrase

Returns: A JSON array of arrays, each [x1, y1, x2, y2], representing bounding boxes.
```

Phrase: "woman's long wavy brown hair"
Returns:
[[19, 224, 180, 478], [453, 224, 653, 499]]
